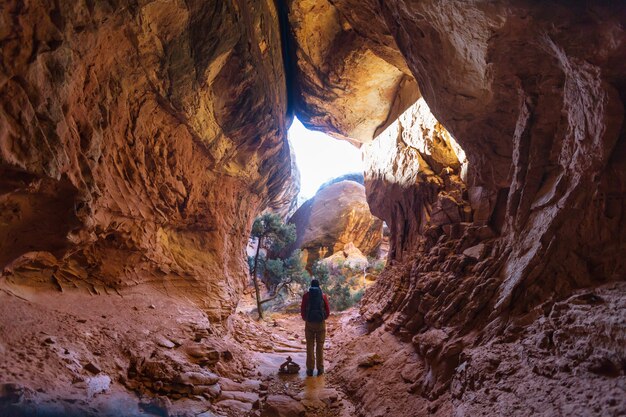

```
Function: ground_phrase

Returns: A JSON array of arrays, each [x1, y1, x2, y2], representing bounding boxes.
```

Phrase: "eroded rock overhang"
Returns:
[[0, 0, 299, 320], [286, 0, 421, 145], [285, 0, 626, 315]]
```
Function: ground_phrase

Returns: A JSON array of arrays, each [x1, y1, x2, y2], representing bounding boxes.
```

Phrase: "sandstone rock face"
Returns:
[[287, 1, 626, 415], [344, 0, 626, 314], [0, 0, 296, 319], [286, 180, 382, 268], [286, 0, 420, 144], [320, 242, 369, 271], [363, 97, 470, 261]]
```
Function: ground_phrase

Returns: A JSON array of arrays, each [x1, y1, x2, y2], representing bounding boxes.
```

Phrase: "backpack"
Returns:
[[306, 287, 326, 323]]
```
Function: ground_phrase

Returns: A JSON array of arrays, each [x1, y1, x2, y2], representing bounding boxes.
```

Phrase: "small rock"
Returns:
[[44, 337, 56, 344], [219, 390, 259, 404], [155, 335, 176, 349], [177, 371, 220, 386], [357, 353, 384, 368], [261, 395, 305, 417], [139, 396, 171, 417], [87, 375, 111, 398], [77, 318, 87, 323], [200, 383, 222, 399], [318, 388, 339, 405], [216, 399, 253, 414], [84, 362, 102, 375], [149, 304, 156, 309], [462, 243, 486, 260], [186, 345, 220, 366]]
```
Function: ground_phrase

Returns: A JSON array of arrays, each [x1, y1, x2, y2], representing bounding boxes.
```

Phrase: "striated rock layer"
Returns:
[[363, 97, 470, 262], [285, 180, 383, 268], [0, 0, 297, 320], [288, 0, 626, 415]]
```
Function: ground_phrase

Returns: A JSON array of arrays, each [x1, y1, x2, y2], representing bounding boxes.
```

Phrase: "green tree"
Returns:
[[258, 250, 310, 309], [311, 261, 330, 288], [249, 213, 296, 319], [264, 258, 285, 291], [327, 274, 353, 311]]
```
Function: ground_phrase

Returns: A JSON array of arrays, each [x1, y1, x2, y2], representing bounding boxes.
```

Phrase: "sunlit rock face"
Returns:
[[319, 242, 369, 271], [0, 0, 296, 320], [286, 0, 419, 144], [286, 180, 383, 268], [361, 0, 626, 313], [363, 98, 470, 261]]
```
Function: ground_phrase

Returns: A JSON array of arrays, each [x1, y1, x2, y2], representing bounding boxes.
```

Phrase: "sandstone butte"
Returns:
[[0, 1, 625, 417], [284, 179, 383, 269]]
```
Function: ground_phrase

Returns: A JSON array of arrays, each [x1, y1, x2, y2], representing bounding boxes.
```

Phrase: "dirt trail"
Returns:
[[246, 313, 356, 417]]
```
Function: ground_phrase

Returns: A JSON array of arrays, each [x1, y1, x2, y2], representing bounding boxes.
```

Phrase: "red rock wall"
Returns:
[[0, 0, 297, 320], [289, 0, 626, 413], [361, 0, 626, 315]]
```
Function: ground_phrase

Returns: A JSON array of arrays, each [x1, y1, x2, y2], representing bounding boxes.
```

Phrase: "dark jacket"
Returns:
[[300, 290, 330, 321]]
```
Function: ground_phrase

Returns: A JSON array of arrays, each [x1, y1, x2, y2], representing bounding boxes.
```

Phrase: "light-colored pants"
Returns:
[[305, 321, 326, 371]]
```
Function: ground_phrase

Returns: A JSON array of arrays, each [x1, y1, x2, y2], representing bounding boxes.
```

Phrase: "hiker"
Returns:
[[300, 278, 330, 377]]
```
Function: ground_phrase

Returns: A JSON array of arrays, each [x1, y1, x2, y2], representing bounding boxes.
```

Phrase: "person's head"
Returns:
[[310, 279, 320, 288]]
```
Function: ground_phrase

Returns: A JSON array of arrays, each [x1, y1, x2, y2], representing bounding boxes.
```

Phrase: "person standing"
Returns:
[[300, 279, 330, 376]]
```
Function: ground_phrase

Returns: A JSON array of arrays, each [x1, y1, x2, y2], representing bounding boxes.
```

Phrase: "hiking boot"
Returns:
[[306, 369, 314, 377], [317, 368, 324, 376]]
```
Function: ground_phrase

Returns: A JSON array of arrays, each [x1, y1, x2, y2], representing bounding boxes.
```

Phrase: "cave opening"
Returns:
[[1, 1, 624, 416], [242, 86, 470, 324]]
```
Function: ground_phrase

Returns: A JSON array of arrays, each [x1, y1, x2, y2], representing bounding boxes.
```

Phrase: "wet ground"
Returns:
[[246, 313, 356, 417]]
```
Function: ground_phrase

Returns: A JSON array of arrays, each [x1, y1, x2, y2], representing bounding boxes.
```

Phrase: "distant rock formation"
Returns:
[[285, 180, 383, 268], [319, 242, 369, 271]]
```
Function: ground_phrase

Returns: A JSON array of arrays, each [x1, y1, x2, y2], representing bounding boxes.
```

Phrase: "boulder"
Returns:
[[261, 395, 305, 417], [216, 399, 253, 415], [357, 353, 384, 368], [286, 181, 383, 267], [320, 242, 369, 271], [176, 371, 219, 386]]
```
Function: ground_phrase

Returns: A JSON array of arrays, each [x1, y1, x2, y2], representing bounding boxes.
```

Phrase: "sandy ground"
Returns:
[[0, 282, 356, 416]]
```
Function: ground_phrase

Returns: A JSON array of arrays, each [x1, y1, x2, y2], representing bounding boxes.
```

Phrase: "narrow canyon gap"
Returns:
[[1, 1, 625, 417]]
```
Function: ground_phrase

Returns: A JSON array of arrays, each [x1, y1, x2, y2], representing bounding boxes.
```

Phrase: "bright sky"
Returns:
[[288, 118, 363, 201]]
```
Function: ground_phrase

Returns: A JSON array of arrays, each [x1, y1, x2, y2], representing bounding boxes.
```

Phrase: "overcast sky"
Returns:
[[288, 118, 364, 201]]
